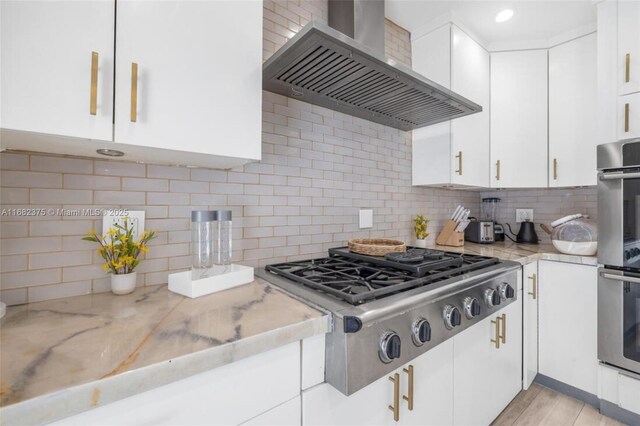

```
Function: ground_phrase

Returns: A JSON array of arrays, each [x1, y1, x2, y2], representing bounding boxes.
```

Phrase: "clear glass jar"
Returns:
[[550, 214, 598, 256], [191, 210, 215, 280], [212, 210, 232, 266]]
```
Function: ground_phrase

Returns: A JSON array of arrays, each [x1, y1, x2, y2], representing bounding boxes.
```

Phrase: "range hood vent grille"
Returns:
[[263, 22, 481, 131]]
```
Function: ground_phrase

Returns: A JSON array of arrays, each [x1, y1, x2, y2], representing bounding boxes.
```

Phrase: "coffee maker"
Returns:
[[481, 198, 505, 242]]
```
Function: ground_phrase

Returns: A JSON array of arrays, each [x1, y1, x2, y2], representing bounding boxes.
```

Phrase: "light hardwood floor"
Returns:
[[492, 384, 625, 426]]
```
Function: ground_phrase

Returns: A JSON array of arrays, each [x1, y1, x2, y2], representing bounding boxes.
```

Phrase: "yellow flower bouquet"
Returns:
[[83, 220, 156, 275]]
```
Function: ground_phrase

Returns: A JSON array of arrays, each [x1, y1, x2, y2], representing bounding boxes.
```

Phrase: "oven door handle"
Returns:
[[601, 273, 640, 284], [599, 171, 640, 180]]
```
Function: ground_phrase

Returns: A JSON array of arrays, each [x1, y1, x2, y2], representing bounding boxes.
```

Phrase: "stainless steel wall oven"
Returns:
[[598, 139, 640, 376]]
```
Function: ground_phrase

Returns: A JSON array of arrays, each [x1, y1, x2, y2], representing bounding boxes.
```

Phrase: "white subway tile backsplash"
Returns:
[[1, 268, 62, 289], [29, 251, 92, 269], [94, 191, 145, 205], [28, 280, 92, 303], [2, 171, 62, 188], [95, 160, 145, 177], [30, 220, 93, 236], [64, 174, 121, 190], [31, 155, 93, 174]]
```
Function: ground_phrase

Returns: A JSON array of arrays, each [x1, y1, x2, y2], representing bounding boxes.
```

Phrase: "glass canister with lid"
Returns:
[[550, 214, 598, 256]]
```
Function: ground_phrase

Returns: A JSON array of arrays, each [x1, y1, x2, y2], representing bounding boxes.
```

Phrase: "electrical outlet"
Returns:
[[515, 209, 534, 223], [102, 210, 145, 241], [359, 209, 373, 229]]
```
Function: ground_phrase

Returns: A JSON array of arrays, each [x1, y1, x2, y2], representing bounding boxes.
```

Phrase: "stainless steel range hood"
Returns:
[[262, 0, 482, 131]]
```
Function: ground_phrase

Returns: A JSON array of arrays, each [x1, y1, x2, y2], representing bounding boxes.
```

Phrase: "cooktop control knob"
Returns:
[[498, 283, 515, 300], [484, 288, 501, 308], [380, 332, 401, 363], [443, 305, 462, 330], [463, 297, 481, 319], [411, 318, 431, 346]]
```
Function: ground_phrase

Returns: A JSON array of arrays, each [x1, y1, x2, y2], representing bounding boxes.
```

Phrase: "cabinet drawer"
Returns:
[[618, 93, 640, 140], [52, 342, 300, 426]]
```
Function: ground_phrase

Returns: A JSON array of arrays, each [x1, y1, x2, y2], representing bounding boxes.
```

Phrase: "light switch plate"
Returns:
[[516, 209, 534, 223], [102, 210, 145, 241], [359, 209, 373, 229]]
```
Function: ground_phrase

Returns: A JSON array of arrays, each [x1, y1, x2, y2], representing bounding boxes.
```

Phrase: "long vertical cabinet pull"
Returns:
[[402, 365, 414, 411], [130, 63, 138, 122], [90, 52, 99, 115], [389, 373, 400, 421], [625, 103, 630, 133], [626, 53, 631, 83], [500, 313, 507, 344], [528, 273, 537, 299], [553, 159, 558, 180], [495, 160, 501, 181], [455, 151, 463, 175], [491, 315, 501, 349]]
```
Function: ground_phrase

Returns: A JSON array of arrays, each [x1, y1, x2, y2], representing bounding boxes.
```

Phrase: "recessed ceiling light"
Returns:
[[96, 148, 125, 157], [495, 9, 514, 23]]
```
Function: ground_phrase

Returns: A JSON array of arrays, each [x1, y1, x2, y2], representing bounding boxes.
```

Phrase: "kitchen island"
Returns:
[[0, 280, 329, 425]]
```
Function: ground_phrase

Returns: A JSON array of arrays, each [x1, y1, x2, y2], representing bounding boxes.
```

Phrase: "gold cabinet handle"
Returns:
[[500, 313, 506, 344], [553, 158, 558, 180], [90, 51, 99, 115], [389, 373, 400, 422], [455, 151, 462, 175], [528, 273, 537, 300], [130, 62, 138, 122], [495, 160, 501, 181], [491, 315, 501, 349], [625, 103, 630, 133], [626, 53, 631, 83], [402, 365, 414, 411]]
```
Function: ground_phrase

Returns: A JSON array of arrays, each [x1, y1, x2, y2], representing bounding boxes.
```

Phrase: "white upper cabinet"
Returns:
[[549, 33, 598, 187], [0, 0, 114, 140], [412, 24, 490, 188], [490, 50, 548, 188], [114, 0, 261, 162], [618, 0, 640, 95]]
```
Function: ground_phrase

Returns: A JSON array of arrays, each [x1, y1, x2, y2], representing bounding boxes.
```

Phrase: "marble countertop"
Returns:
[[0, 280, 330, 425], [428, 240, 598, 266]]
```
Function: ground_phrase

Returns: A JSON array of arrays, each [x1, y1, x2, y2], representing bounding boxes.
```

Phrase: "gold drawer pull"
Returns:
[[528, 273, 537, 300], [455, 151, 462, 175], [500, 313, 506, 344], [131, 62, 138, 122], [626, 53, 631, 83], [402, 365, 414, 411], [90, 51, 98, 115], [625, 103, 630, 133], [389, 373, 400, 421], [491, 315, 501, 349], [553, 159, 558, 180], [495, 160, 501, 181]]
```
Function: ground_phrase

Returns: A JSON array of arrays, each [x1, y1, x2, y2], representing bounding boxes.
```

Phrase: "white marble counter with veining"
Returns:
[[427, 241, 598, 266], [0, 280, 330, 425]]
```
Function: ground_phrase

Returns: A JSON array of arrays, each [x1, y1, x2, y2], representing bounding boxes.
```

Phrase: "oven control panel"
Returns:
[[624, 241, 640, 264]]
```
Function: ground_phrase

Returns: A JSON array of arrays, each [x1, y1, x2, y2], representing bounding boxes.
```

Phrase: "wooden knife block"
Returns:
[[436, 220, 465, 247]]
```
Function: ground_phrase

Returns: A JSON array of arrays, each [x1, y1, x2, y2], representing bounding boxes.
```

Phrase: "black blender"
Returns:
[[481, 198, 505, 242]]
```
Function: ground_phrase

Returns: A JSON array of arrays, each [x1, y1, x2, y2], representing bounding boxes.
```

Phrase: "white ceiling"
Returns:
[[385, 0, 597, 46]]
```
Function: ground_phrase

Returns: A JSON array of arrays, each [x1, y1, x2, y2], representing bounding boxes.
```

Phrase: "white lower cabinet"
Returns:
[[618, 92, 640, 140], [538, 261, 598, 395], [453, 299, 523, 426], [51, 342, 300, 426], [302, 339, 454, 426], [598, 364, 640, 416], [522, 262, 539, 389]]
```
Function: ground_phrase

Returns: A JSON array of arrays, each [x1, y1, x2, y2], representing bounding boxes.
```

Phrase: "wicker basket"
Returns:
[[347, 238, 406, 256]]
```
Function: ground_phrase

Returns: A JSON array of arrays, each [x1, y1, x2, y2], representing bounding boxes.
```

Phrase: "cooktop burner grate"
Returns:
[[265, 247, 500, 304]]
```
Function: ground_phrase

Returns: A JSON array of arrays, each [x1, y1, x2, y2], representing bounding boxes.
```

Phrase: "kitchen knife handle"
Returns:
[[389, 373, 400, 421], [455, 151, 462, 176], [528, 273, 537, 300], [90, 52, 98, 115], [495, 160, 500, 181], [625, 103, 630, 133], [131, 63, 138, 123], [402, 365, 414, 411], [626, 53, 630, 83]]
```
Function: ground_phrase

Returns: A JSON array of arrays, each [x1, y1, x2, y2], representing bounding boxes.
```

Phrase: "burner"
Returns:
[[385, 251, 424, 263]]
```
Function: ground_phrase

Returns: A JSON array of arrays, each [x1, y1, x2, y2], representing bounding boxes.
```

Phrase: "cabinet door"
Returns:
[[453, 301, 522, 426], [618, 0, 640, 95], [51, 342, 300, 426], [114, 0, 261, 161], [538, 261, 598, 394], [401, 339, 454, 426], [0, 0, 114, 140], [523, 262, 538, 389], [490, 50, 548, 188], [549, 33, 598, 187], [618, 93, 640, 140], [302, 375, 396, 426], [451, 26, 490, 188]]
